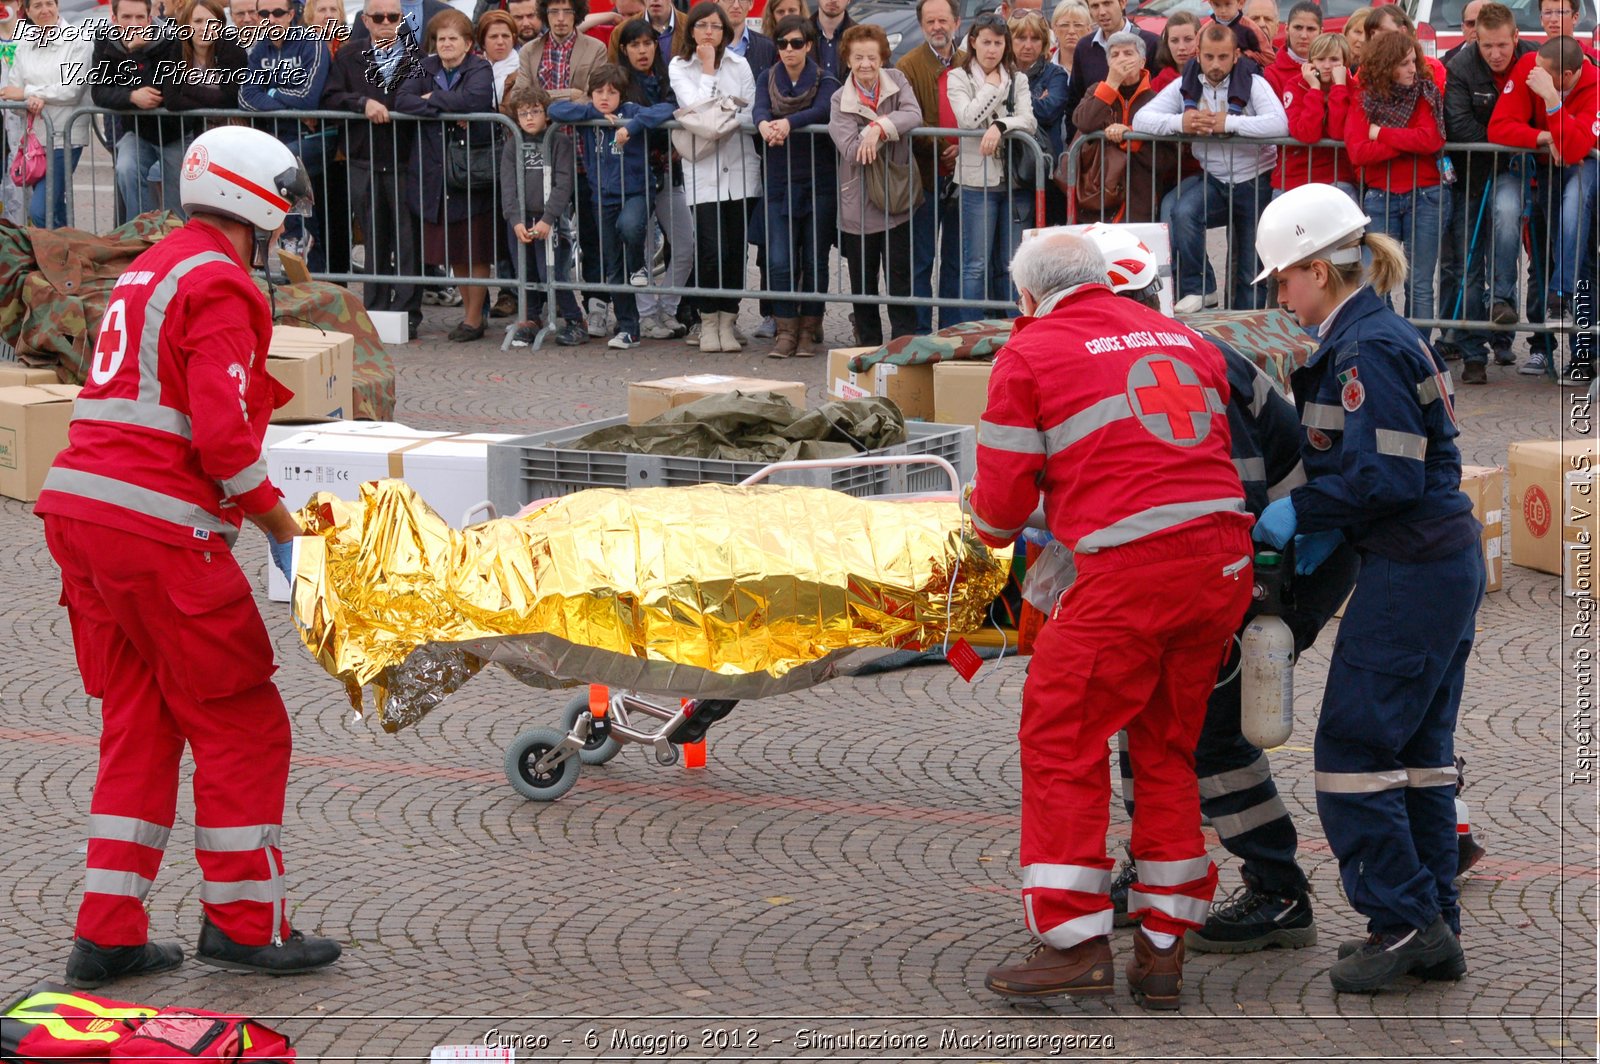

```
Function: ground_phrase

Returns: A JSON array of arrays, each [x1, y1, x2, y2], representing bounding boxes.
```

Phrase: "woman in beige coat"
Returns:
[[828, 23, 922, 347]]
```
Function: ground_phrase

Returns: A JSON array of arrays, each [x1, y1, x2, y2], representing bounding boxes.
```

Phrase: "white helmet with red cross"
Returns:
[[1077, 223, 1161, 297], [1252, 183, 1370, 283], [179, 126, 313, 233]]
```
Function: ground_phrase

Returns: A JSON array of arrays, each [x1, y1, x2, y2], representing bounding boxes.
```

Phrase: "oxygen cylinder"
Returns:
[[1241, 551, 1295, 749]]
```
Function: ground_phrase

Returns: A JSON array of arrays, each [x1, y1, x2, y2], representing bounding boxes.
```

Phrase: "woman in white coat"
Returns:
[[945, 12, 1035, 322], [1, 0, 92, 228], [668, 1, 761, 352]]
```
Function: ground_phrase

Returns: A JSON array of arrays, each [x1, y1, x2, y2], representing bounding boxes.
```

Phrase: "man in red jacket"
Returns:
[[1489, 34, 1598, 378], [974, 230, 1254, 1009], [37, 126, 341, 990]]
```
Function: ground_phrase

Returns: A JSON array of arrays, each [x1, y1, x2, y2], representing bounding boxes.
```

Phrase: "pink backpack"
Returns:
[[8, 115, 47, 188]]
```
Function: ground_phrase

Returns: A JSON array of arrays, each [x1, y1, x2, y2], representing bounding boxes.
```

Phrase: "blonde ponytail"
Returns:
[[1323, 231, 1408, 297]]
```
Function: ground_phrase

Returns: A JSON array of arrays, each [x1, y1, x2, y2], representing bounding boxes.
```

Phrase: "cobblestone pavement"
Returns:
[[2, 309, 1595, 1063]]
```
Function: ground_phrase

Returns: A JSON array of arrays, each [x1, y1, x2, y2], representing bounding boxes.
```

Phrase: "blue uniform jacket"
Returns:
[[1288, 286, 1478, 560], [1213, 337, 1304, 520], [548, 99, 674, 205]]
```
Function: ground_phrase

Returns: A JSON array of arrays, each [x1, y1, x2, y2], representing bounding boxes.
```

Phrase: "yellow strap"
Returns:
[[6, 992, 157, 1043]]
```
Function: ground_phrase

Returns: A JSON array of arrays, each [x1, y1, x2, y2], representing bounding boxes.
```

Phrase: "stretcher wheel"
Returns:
[[560, 694, 622, 766], [504, 727, 581, 801]]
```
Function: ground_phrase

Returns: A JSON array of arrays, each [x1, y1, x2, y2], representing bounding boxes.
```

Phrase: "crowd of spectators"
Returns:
[[0, 0, 1594, 376]]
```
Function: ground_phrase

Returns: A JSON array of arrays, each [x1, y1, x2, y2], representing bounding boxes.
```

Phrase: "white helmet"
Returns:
[[1078, 223, 1161, 296], [1252, 183, 1370, 283], [179, 126, 312, 233]]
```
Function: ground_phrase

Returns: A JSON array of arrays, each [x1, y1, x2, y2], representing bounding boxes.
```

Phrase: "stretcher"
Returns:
[[497, 453, 970, 802]]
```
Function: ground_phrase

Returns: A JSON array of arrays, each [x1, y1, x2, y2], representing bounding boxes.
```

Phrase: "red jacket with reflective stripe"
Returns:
[[1344, 84, 1445, 193], [36, 221, 287, 550], [1488, 52, 1599, 162], [1272, 67, 1357, 189], [968, 284, 1250, 554]]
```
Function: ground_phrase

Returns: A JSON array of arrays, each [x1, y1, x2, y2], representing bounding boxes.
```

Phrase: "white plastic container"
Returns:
[[368, 310, 409, 345]]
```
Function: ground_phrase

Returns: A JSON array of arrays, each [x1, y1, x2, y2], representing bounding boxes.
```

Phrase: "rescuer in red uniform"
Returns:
[[971, 230, 1254, 1009], [37, 125, 341, 989]]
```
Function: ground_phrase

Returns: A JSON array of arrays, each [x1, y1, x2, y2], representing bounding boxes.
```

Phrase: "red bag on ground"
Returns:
[[111, 1009, 295, 1062], [2, 982, 156, 1062]]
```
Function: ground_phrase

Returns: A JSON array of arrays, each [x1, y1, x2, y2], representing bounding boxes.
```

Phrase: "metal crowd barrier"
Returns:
[[1, 102, 60, 228], [1062, 130, 1600, 351]]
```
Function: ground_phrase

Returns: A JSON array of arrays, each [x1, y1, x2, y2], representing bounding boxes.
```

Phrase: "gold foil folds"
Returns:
[[293, 480, 1012, 731]]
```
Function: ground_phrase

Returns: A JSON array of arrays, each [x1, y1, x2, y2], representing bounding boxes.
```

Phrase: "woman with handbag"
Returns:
[[1071, 31, 1170, 222], [668, 1, 760, 353], [0, 0, 91, 228], [396, 9, 498, 341], [828, 23, 922, 346], [946, 13, 1035, 323]]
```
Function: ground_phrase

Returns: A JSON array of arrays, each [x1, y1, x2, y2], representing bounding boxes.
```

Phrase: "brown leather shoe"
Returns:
[[1126, 927, 1185, 1010], [984, 937, 1114, 998]]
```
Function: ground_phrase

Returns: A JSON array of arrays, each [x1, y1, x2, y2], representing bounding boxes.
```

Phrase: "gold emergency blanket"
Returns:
[[293, 479, 1012, 731]]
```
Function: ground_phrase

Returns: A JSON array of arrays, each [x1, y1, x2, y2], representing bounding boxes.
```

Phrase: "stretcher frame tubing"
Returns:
[[511, 453, 966, 794]]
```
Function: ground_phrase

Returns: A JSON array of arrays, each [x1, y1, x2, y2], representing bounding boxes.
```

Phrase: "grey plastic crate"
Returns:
[[488, 418, 974, 514]]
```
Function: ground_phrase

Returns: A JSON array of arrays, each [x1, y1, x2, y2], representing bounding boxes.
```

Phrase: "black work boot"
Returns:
[[196, 917, 341, 975], [65, 938, 184, 989], [1110, 850, 1138, 927], [1186, 881, 1316, 954], [1329, 916, 1466, 992]]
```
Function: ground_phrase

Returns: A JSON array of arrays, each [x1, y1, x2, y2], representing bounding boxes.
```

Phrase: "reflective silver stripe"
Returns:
[[194, 824, 281, 852], [1022, 863, 1113, 895], [1315, 768, 1410, 794], [1197, 753, 1273, 800], [218, 455, 269, 501], [137, 252, 234, 406], [1233, 456, 1266, 484], [1248, 365, 1277, 418], [1417, 374, 1454, 405], [1043, 394, 1133, 454], [88, 814, 170, 850], [1210, 795, 1291, 839], [1137, 856, 1211, 888], [1302, 403, 1346, 430], [200, 878, 283, 906], [1126, 889, 1210, 925], [1203, 386, 1226, 413], [1076, 497, 1248, 553], [978, 419, 1046, 455], [1268, 460, 1307, 502], [1375, 429, 1427, 461], [74, 397, 193, 439], [1406, 765, 1459, 788], [41, 468, 239, 546], [970, 507, 1024, 543], [84, 868, 155, 899], [1033, 907, 1115, 951]]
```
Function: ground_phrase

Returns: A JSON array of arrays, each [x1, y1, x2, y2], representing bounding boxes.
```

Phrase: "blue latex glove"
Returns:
[[1293, 530, 1343, 575], [1253, 496, 1298, 549], [269, 537, 294, 581]]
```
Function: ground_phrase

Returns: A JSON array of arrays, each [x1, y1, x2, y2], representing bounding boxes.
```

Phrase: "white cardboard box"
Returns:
[[265, 422, 517, 601]]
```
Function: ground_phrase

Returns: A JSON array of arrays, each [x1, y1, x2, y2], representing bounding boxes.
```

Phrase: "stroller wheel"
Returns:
[[504, 727, 582, 801], [561, 693, 622, 766]]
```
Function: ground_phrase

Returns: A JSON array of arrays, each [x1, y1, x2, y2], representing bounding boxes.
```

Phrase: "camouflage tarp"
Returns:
[[0, 213, 396, 420], [844, 309, 1318, 394]]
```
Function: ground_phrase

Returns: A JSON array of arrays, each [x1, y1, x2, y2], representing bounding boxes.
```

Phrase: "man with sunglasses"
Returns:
[[346, 0, 449, 50]]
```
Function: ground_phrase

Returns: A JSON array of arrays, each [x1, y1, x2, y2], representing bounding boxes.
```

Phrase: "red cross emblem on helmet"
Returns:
[[1126, 353, 1216, 446]]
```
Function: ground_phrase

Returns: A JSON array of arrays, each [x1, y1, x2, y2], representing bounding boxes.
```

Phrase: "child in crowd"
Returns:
[[1207, 0, 1272, 67], [1277, 31, 1358, 196], [549, 63, 674, 349], [500, 83, 588, 348]]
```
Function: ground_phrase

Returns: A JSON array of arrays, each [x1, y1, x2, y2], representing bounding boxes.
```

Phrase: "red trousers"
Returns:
[[1018, 521, 1252, 947], [45, 516, 293, 948]]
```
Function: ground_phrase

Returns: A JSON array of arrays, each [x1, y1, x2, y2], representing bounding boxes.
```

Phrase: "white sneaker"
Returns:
[[1561, 362, 1592, 386], [683, 322, 701, 345], [1518, 352, 1549, 376], [629, 269, 650, 288], [438, 286, 463, 307], [1203, 289, 1221, 307], [607, 331, 640, 349], [644, 315, 687, 340], [587, 298, 610, 337], [754, 316, 776, 339], [1174, 294, 1205, 314]]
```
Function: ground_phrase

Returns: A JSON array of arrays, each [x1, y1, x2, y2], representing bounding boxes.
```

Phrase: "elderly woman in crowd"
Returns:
[[396, 8, 498, 341], [306, 0, 347, 53], [1072, 30, 1172, 222], [947, 12, 1036, 321], [0, 0, 91, 228], [829, 22, 922, 346], [669, 0, 760, 353]]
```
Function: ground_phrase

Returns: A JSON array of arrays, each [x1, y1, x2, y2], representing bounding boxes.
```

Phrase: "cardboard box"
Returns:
[[0, 383, 81, 501], [266, 326, 354, 423], [0, 364, 60, 388], [265, 422, 517, 601], [1460, 465, 1505, 594], [932, 361, 995, 430], [826, 348, 936, 421], [1508, 439, 1598, 577], [627, 374, 807, 425]]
